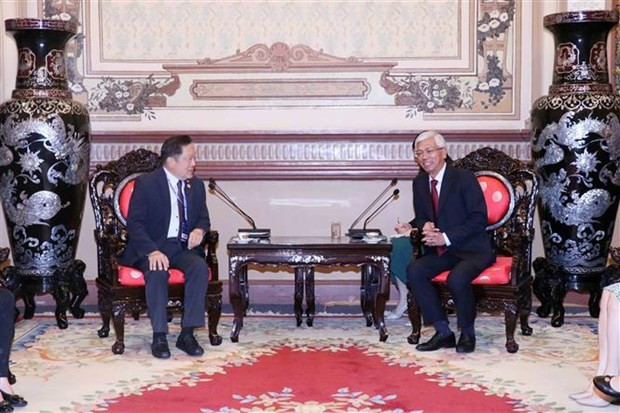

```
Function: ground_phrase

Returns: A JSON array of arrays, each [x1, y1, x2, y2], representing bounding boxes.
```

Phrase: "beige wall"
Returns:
[[1, 0, 619, 291]]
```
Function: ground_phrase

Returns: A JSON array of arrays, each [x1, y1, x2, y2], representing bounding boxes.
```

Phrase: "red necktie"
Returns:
[[431, 179, 446, 256]]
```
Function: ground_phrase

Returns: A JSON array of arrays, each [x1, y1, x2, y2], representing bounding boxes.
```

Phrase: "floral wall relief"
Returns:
[[86, 75, 179, 120], [382, 0, 516, 116], [379, 74, 473, 117]]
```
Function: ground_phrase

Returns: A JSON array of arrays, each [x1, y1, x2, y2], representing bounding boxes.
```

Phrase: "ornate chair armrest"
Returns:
[[93, 229, 124, 284], [409, 228, 423, 259]]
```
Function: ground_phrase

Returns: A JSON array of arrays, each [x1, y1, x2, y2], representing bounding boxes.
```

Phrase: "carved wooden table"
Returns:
[[228, 236, 391, 342]]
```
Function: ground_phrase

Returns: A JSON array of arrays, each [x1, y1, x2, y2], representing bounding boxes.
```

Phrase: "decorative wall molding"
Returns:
[[91, 130, 531, 179], [189, 78, 370, 100], [45, 0, 521, 121], [183, 43, 396, 73]]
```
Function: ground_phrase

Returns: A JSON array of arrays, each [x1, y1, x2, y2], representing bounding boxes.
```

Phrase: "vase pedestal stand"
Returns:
[[1, 259, 88, 328], [532, 258, 603, 327]]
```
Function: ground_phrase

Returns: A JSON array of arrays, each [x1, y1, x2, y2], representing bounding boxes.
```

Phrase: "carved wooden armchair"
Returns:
[[407, 147, 539, 353], [88, 149, 222, 354]]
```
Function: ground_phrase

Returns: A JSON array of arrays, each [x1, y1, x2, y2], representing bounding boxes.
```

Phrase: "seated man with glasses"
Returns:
[[118, 135, 211, 359], [395, 130, 495, 353]]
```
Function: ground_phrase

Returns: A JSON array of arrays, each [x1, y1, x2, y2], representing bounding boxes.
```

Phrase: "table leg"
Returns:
[[305, 267, 315, 326], [360, 265, 374, 327], [229, 259, 246, 342], [294, 268, 304, 326], [374, 257, 390, 342]]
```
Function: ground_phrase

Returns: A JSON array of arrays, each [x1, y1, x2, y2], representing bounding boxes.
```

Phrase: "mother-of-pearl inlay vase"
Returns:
[[530, 10, 620, 327], [0, 18, 90, 328]]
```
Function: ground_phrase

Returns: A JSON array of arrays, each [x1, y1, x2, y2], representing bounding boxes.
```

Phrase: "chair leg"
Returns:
[[97, 288, 111, 338], [504, 303, 519, 353], [111, 303, 127, 354], [518, 284, 533, 336], [207, 281, 223, 346], [406, 291, 422, 345]]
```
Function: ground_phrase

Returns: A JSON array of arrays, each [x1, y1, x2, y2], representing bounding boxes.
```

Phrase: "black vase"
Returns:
[[0, 18, 90, 327], [530, 10, 620, 325]]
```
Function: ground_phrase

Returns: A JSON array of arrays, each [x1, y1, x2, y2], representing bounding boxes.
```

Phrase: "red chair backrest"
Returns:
[[476, 171, 515, 230], [113, 173, 142, 226]]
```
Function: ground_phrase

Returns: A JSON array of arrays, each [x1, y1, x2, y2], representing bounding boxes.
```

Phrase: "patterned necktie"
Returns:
[[430, 179, 445, 256], [177, 180, 189, 243]]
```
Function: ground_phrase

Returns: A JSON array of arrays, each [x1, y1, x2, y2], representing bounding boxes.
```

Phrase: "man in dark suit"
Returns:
[[119, 135, 211, 359], [395, 130, 495, 353]]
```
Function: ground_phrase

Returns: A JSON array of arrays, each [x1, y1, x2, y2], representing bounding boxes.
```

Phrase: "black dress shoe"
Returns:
[[593, 375, 620, 399], [415, 332, 456, 352], [0, 400, 13, 413], [151, 336, 171, 359], [456, 333, 476, 353], [176, 334, 204, 356], [0, 391, 26, 407]]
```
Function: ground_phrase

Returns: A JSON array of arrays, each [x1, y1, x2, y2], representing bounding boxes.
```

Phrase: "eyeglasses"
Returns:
[[413, 147, 444, 158]]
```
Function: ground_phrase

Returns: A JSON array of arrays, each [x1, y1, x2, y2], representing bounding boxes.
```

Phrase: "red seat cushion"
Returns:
[[477, 175, 511, 226], [431, 256, 513, 285], [117, 265, 213, 286], [118, 179, 136, 221]]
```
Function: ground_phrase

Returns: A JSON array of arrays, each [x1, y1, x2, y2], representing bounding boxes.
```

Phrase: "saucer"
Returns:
[[234, 237, 253, 244]]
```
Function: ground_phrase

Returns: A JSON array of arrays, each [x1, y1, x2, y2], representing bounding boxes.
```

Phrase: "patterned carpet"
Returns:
[[9, 312, 618, 412]]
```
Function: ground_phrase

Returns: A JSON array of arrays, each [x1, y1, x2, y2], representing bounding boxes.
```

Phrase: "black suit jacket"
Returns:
[[118, 167, 210, 266], [411, 164, 495, 270]]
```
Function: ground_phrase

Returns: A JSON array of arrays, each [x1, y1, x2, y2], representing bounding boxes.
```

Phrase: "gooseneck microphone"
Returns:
[[208, 178, 256, 228], [363, 189, 400, 230], [347, 178, 398, 238], [208, 178, 271, 239]]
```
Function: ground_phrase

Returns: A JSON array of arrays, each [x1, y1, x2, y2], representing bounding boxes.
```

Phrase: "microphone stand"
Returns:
[[347, 178, 397, 238], [362, 189, 400, 231], [208, 178, 271, 239]]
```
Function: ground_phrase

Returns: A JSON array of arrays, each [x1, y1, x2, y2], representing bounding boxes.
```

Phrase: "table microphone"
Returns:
[[347, 178, 397, 238], [208, 178, 271, 239], [363, 189, 400, 230]]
